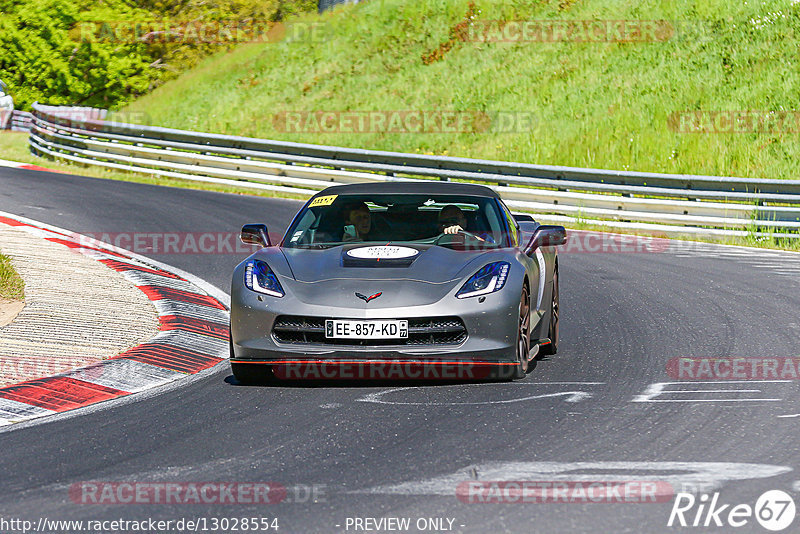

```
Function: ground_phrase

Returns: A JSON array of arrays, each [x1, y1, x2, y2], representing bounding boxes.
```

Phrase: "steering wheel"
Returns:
[[434, 229, 482, 246]]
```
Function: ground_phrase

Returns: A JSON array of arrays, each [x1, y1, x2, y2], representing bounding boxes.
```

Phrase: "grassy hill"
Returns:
[[117, 0, 799, 179], [0, 0, 315, 109]]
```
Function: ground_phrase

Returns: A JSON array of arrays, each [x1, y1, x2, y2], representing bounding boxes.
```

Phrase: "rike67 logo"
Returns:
[[668, 490, 796, 531]]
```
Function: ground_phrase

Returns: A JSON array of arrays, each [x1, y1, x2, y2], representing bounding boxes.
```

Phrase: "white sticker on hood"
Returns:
[[347, 246, 420, 260]]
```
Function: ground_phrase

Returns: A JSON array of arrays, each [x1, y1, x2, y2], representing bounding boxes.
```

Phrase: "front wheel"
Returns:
[[540, 267, 559, 356], [230, 330, 271, 384], [513, 286, 531, 379]]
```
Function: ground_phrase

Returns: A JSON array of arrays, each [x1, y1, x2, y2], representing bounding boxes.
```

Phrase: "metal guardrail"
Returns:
[[28, 103, 800, 239], [9, 107, 106, 132], [10, 110, 32, 132], [34, 105, 107, 122]]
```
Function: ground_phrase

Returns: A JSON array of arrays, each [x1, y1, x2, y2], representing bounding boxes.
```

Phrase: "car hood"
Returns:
[[280, 244, 485, 284]]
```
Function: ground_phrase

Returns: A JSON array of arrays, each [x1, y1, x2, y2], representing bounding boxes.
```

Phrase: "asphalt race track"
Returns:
[[2, 166, 800, 533]]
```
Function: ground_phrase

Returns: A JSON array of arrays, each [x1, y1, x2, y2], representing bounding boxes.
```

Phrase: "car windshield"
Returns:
[[283, 193, 509, 249]]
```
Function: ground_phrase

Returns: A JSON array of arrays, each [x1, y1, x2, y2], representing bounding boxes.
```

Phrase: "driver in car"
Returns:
[[437, 205, 492, 242]]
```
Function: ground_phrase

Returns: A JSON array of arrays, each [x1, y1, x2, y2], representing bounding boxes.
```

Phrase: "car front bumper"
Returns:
[[230, 268, 522, 367]]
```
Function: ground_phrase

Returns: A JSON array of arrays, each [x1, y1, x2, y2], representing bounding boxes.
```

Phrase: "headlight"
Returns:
[[456, 261, 510, 299], [244, 259, 284, 297]]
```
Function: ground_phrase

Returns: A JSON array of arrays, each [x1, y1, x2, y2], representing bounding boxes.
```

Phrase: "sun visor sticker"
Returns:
[[309, 195, 338, 208]]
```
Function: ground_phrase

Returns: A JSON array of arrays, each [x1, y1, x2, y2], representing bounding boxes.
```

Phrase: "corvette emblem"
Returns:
[[355, 292, 382, 303]]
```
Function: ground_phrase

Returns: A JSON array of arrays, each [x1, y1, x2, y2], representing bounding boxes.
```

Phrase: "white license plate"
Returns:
[[325, 319, 408, 339]]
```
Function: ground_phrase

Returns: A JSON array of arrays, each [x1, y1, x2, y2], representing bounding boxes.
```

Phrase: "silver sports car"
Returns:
[[229, 182, 566, 382]]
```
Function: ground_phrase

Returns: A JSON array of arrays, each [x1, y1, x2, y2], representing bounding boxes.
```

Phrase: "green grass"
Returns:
[[0, 253, 24, 301], [119, 0, 800, 180], [0, 132, 35, 163]]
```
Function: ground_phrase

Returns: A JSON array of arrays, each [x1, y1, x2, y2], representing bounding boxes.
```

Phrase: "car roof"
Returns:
[[314, 181, 500, 198]]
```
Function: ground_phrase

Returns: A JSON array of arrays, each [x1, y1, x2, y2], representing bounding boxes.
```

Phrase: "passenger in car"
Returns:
[[342, 202, 374, 241]]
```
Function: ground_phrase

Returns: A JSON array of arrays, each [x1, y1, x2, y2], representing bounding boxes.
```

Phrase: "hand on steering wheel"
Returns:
[[435, 227, 482, 244]]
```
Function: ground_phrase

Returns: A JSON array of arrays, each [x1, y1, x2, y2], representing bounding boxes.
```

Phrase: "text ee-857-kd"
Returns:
[[325, 320, 409, 339]]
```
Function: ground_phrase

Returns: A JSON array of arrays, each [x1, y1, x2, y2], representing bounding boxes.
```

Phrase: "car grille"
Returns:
[[272, 316, 467, 346]]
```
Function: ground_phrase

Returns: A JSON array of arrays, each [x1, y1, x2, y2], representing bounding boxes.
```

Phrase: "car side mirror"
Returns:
[[240, 224, 271, 247], [525, 225, 567, 254]]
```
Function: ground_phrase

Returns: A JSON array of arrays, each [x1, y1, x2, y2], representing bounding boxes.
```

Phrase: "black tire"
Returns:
[[540, 267, 559, 356], [231, 362, 272, 385], [513, 285, 531, 379], [230, 330, 271, 384]]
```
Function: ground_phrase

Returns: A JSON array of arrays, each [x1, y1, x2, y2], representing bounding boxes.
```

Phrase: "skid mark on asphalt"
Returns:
[[667, 242, 800, 280], [351, 461, 793, 497], [356, 382, 604, 406], [632, 381, 790, 403]]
